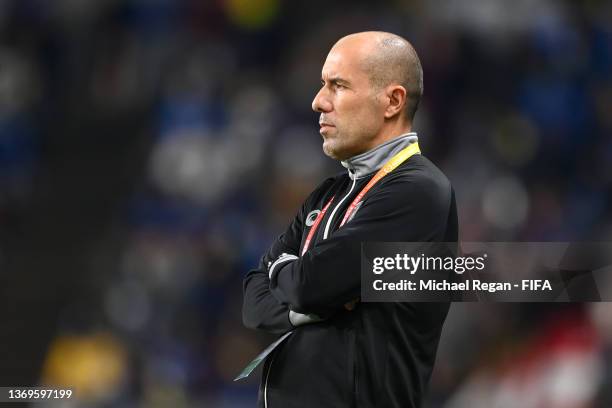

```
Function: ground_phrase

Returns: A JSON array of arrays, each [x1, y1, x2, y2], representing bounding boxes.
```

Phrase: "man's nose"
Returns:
[[312, 88, 332, 113]]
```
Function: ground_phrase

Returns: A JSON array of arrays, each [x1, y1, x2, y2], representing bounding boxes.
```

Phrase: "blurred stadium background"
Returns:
[[0, 0, 610, 406]]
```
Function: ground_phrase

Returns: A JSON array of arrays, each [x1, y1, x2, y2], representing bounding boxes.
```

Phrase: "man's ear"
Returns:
[[384, 85, 407, 119]]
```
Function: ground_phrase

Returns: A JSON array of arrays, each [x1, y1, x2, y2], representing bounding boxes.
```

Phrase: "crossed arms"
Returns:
[[242, 174, 451, 334]]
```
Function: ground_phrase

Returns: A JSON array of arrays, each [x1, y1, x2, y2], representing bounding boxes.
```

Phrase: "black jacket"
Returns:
[[243, 135, 458, 408]]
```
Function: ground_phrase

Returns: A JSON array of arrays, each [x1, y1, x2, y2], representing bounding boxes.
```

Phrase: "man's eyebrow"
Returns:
[[322, 76, 351, 86]]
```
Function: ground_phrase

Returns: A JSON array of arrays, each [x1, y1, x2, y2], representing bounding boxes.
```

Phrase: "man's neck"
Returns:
[[341, 132, 419, 180], [363, 122, 412, 153]]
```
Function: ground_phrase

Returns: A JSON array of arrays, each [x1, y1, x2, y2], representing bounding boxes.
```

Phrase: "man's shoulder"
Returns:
[[389, 154, 451, 191], [374, 154, 454, 216]]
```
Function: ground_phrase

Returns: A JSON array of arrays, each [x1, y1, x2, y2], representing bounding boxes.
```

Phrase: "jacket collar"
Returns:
[[341, 132, 419, 180]]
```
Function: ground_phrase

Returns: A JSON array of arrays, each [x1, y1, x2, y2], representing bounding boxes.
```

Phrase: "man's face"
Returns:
[[312, 41, 385, 161]]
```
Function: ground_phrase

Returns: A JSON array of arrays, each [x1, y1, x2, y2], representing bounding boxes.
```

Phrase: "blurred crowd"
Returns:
[[0, 0, 610, 407]]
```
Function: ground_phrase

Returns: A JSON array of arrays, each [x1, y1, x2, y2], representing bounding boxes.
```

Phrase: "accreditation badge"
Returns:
[[234, 331, 294, 381]]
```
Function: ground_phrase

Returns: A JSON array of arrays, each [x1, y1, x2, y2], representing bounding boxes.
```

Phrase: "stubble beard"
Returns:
[[322, 134, 350, 161], [322, 138, 338, 159]]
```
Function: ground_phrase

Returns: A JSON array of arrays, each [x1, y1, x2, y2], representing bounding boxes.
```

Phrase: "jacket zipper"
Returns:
[[323, 177, 357, 239], [264, 351, 278, 408], [264, 177, 357, 406]]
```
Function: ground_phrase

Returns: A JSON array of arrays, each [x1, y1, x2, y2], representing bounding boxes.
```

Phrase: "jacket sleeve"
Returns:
[[242, 178, 334, 334], [242, 214, 302, 334], [269, 173, 453, 316]]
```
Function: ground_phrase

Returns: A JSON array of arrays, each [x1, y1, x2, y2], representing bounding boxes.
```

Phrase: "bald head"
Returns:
[[313, 31, 424, 159], [332, 32, 423, 122]]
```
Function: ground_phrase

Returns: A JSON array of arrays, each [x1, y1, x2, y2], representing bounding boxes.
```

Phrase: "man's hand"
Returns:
[[289, 298, 359, 327]]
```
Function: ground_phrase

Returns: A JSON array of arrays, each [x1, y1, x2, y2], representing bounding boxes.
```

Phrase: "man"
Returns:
[[242, 31, 458, 408]]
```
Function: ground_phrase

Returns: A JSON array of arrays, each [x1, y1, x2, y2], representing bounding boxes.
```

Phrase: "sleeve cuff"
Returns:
[[289, 310, 324, 327], [268, 253, 299, 280]]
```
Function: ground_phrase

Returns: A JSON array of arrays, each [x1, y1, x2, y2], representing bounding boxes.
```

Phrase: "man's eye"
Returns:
[[334, 83, 345, 90]]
